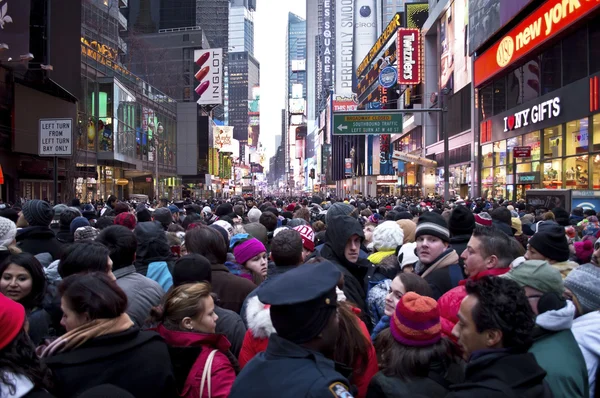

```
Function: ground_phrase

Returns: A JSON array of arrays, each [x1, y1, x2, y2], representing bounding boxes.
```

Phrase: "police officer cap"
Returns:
[[258, 261, 341, 344]]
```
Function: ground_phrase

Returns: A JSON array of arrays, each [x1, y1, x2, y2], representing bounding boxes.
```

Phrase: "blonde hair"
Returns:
[[159, 282, 212, 331]]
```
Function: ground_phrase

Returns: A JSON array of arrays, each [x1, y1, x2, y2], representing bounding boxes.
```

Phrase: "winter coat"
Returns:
[[572, 311, 600, 398], [446, 350, 549, 398], [367, 371, 448, 398], [415, 248, 464, 300], [133, 221, 176, 290], [438, 268, 510, 342], [211, 263, 256, 314], [44, 327, 176, 397], [55, 229, 73, 244], [0, 372, 55, 398], [551, 260, 580, 279], [529, 301, 589, 398], [27, 307, 52, 347], [367, 279, 392, 327], [450, 234, 470, 267], [320, 215, 375, 323], [352, 308, 379, 398], [239, 296, 275, 369], [214, 306, 246, 358], [113, 265, 164, 327], [16, 226, 62, 260], [367, 252, 399, 292], [155, 325, 236, 398], [371, 315, 390, 342]]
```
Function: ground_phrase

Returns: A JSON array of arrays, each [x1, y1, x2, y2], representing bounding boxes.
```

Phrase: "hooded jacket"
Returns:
[[16, 226, 62, 260], [133, 222, 174, 291], [572, 311, 600, 398], [320, 215, 374, 320], [446, 350, 549, 398], [529, 300, 589, 398], [414, 248, 463, 300], [239, 296, 276, 369], [156, 325, 236, 398]]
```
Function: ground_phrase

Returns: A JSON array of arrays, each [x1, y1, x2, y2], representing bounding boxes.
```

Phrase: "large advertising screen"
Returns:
[[194, 48, 223, 105], [440, 0, 472, 93]]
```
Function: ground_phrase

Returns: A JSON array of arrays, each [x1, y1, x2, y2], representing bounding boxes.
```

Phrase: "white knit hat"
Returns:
[[0, 217, 17, 248], [398, 242, 419, 269], [248, 207, 262, 223], [370, 221, 404, 252]]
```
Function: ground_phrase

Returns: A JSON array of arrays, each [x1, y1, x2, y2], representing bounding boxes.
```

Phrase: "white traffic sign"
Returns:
[[39, 118, 73, 157]]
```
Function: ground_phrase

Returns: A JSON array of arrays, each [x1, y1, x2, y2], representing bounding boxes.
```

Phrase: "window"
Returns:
[[479, 84, 493, 120], [566, 118, 589, 156], [590, 13, 600, 74], [482, 144, 493, 168], [543, 125, 563, 159], [564, 156, 589, 189], [493, 78, 506, 114], [591, 154, 600, 189], [522, 131, 541, 162], [562, 28, 588, 85], [594, 114, 600, 152], [543, 159, 562, 189], [540, 43, 561, 94], [494, 140, 507, 166]]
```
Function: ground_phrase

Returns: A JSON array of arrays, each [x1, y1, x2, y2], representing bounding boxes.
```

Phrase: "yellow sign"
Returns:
[[496, 36, 515, 67], [356, 13, 402, 77], [81, 37, 131, 77]]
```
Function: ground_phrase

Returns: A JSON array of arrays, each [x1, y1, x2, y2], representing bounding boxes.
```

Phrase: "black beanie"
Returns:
[[528, 225, 570, 262], [448, 206, 475, 237], [416, 211, 450, 243], [172, 254, 212, 287]]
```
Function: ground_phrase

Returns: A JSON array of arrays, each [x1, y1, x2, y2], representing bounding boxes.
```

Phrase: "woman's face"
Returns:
[[363, 225, 375, 243], [192, 296, 218, 334], [384, 276, 406, 317], [1, 264, 33, 303], [60, 297, 90, 332], [245, 252, 268, 277]]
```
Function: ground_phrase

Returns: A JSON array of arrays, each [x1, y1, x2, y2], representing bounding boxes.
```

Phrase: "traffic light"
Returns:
[[309, 168, 315, 179]]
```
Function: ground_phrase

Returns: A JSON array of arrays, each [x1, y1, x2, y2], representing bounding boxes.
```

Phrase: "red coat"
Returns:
[[156, 324, 235, 398], [353, 308, 379, 398]]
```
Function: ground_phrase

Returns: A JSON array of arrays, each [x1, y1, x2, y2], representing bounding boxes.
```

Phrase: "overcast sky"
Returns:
[[255, 0, 306, 159]]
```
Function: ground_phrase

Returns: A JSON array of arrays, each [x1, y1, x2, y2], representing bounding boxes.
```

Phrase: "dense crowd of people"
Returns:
[[0, 193, 599, 397]]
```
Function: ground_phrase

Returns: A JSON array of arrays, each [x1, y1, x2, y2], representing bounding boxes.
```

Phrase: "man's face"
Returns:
[[452, 295, 490, 360], [461, 236, 489, 278], [416, 235, 448, 264], [344, 234, 361, 264]]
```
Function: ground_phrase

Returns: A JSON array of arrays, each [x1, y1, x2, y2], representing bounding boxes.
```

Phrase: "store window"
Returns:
[[566, 118, 589, 156], [592, 154, 600, 189], [493, 166, 507, 198], [506, 68, 522, 110], [562, 28, 588, 85], [543, 159, 562, 189], [481, 144, 493, 168], [516, 162, 540, 174], [564, 156, 589, 189], [507, 136, 521, 165], [493, 140, 507, 166], [522, 59, 541, 102], [594, 114, 600, 152], [543, 125, 563, 159], [590, 13, 600, 74], [493, 78, 506, 115], [521, 131, 541, 162], [540, 43, 561, 95], [481, 167, 494, 198]]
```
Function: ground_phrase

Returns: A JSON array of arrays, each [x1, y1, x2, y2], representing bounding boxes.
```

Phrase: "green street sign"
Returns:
[[332, 112, 403, 135]]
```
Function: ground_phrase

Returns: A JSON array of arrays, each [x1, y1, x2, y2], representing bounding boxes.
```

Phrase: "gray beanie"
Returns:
[[53, 204, 69, 221], [326, 202, 355, 224], [564, 263, 600, 315], [22, 200, 54, 227], [248, 207, 262, 223]]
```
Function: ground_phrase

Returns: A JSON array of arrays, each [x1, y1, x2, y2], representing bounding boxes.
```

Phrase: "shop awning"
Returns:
[[392, 151, 438, 167]]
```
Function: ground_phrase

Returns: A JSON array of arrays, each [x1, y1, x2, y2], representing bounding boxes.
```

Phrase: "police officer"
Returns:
[[229, 261, 355, 398]]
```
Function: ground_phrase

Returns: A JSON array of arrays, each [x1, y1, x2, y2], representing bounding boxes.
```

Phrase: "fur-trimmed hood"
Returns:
[[245, 295, 275, 339]]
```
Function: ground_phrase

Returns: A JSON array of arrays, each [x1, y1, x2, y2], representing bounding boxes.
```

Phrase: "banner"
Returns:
[[213, 126, 234, 152], [397, 28, 421, 85], [194, 48, 223, 105], [344, 157, 353, 177]]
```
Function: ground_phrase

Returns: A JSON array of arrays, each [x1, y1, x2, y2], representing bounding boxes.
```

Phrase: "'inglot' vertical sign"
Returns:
[[39, 118, 73, 156]]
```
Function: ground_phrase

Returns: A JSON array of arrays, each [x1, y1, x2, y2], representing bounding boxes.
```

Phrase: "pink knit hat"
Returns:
[[293, 225, 315, 251], [233, 238, 266, 265]]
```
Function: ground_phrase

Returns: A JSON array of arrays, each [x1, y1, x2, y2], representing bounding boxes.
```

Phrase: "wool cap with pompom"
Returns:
[[390, 292, 441, 347]]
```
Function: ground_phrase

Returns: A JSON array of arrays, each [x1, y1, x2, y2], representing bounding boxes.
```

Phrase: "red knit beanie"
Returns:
[[115, 213, 137, 231], [0, 294, 25, 350], [391, 292, 441, 347]]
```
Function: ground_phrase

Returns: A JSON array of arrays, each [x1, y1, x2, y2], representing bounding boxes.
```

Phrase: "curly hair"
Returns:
[[465, 276, 535, 351], [0, 329, 52, 394]]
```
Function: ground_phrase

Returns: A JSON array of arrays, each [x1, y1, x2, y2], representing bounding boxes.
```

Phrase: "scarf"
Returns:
[[416, 249, 460, 279], [40, 313, 133, 358], [458, 267, 510, 285], [367, 250, 396, 265]]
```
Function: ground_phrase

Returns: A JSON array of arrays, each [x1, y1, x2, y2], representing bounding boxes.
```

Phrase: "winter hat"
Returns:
[[564, 263, 600, 314], [396, 219, 417, 243], [136, 204, 152, 223], [53, 204, 69, 221], [70, 216, 90, 235], [202, 206, 212, 215], [0, 217, 17, 248], [172, 254, 212, 287], [326, 202, 355, 224], [503, 260, 564, 295], [552, 207, 571, 227], [153, 207, 173, 228], [285, 203, 297, 212], [82, 204, 97, 220], [294, 225, 315, 252], [74, 226, 99, 242], [248, 207, 262, 223], [474, 212, 493, 227], [115, 213, 137, 231], [398, 242, 418, 269], [0, 294, 26, 350], [233, 238, 266, 265], [528, 224, 570, 262], [213, 220, 234, 239], [168, 205, 180, 214], [371, 221, 404, 251], [574, 240, 594, 264], [244, 222, 269, 247], [22, 200, 54, 227], [511, 217, 523, 236], [416, 211, 450, 243], [390, 292, 441, 347], [448, 206, 475, 237]]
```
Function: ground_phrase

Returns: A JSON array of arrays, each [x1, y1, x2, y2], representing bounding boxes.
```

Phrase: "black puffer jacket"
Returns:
[[133, 221, 176, 276], [320, 215, 374, 323], [16, 226, 63, 260]]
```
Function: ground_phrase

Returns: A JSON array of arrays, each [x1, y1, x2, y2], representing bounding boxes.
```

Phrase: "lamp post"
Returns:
[[350, 146, 356, 196]]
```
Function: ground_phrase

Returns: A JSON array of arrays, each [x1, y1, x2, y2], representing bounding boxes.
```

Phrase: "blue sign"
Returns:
[[366, 102, 382, 110], [397, 161, 405, 172], [379, 67, 398, 89], [572, 198, 600, 211]]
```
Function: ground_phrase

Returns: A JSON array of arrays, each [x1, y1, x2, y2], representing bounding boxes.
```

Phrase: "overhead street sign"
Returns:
[[333, 112, 403, 135]]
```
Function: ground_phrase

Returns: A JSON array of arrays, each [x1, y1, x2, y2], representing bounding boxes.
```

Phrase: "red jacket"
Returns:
[[156, 324, 235, 398], [353, 308, 379, 398]]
